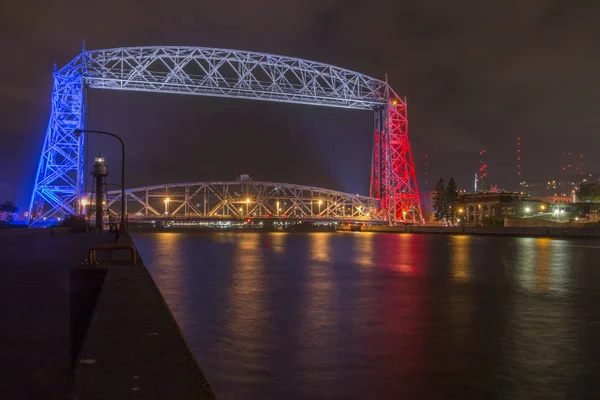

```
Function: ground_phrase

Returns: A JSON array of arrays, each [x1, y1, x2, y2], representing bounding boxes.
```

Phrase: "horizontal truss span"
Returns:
[[102, 181, 382, 222], [67, 46, 389, 110]]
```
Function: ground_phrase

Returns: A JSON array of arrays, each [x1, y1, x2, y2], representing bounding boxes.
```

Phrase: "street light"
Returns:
[[164, 197, 170, 215], [75, 129, 126, 230], [245, 198, 250, 216], [80, 198, 88, 215], [318, 199, 323, 214], [525, 207, 531, 213]]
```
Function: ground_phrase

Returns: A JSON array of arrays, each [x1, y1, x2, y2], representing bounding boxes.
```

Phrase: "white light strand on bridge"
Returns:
[[102, 181, 382, 223]]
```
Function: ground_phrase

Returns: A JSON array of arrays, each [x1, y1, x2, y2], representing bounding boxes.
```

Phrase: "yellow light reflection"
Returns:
[[225, 234, 265, 360], [396, 233, 416, 275], [451, 236, 471, 282], [269, 231, 288, 254], [515, 237, 536, 291], [535, 238, 551, 292], [310, 232, 332, 262], [299, 233, 336, 372], [548, 239, 570, 294], [355, 232, 375, 267], [150, 232, 188, 325]]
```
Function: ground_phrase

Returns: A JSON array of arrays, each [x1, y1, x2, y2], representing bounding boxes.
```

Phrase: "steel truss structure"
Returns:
[[29, 45, 422, 225], [102, 181, 381, 223]]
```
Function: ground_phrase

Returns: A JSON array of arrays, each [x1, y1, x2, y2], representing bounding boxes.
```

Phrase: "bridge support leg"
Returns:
[[370, 99, 423, 225], [28, 60, 86, 224]]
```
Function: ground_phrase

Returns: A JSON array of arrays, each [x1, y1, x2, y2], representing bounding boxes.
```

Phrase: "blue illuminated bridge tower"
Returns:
[[29, 46, 423, 225]]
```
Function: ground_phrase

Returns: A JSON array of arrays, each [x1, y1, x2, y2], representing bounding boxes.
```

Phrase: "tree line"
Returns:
[[0, 201, 18, 221], [433, 178, 459, 224], [577, 183, 600, 203]]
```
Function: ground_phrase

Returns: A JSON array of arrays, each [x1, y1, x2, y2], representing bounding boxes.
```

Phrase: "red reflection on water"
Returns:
[[377, 234, 430, 276], [372, 243, 428, 396]]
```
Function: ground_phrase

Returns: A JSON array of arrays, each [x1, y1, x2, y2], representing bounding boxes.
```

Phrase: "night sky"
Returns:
[[1, 0, 599, 209]]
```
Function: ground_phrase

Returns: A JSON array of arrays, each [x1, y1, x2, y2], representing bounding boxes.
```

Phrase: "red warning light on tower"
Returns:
[[479, 149, 488, 179], [424, 153, 429, 187]]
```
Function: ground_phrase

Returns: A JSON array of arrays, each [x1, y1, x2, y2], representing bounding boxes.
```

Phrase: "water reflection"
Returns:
[[513, 238, 537, 292], [451, 235, 471, 282], [392, 234, 430, 276], [548, 240, 570, 294], [310, 232, 332, 262], [396, 234, 415, 274], [269, 232, 288, 254], [293, 233, 339, 396], [132, 232, 600, 400], [354, 232, 375, 268], [222, 233, 267, 391], [512, 238, 572, 294], [535, 239, 551, 292], [150, 233, 185, 301]]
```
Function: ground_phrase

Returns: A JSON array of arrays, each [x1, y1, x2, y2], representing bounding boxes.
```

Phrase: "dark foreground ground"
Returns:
[[0, 230, 112, 399]]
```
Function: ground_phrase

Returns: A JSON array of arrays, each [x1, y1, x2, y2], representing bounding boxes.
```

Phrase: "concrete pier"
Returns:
[[0, 229, 217, 399], [0, 229, 113, 399]]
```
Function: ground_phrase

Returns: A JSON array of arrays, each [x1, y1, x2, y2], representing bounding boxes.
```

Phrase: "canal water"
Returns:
[[133, 231, 600, 399]]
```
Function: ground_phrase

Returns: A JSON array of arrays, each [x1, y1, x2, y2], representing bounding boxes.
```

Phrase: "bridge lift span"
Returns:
[[29, 45, 422, 225], [104, 180, 382, 224]]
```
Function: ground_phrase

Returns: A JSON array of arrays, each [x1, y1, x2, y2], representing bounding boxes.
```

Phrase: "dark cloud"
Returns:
[[1, 0, 599, 207]]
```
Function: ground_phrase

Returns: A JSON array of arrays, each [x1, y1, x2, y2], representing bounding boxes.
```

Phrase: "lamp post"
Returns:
[[246, 198, 251, 216], [80, 198, 88, 215], [74, 129, 126, 231], [164, 197, 170, 215]]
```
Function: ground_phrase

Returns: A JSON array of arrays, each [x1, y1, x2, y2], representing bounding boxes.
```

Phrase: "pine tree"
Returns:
[[433, 178, 447, 221], [446, 177, 459, 223]]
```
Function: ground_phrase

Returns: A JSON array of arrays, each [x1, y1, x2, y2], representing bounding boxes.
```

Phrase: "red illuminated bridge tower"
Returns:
[[28, 46, 422, 225], [370, 94, 422, 224]]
